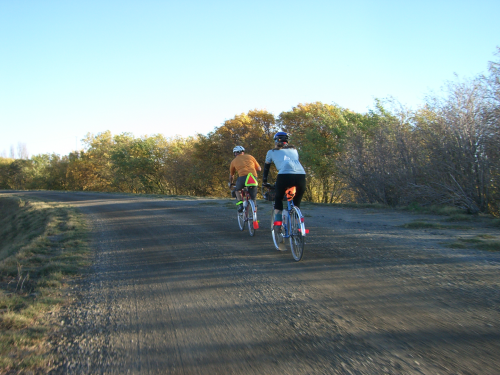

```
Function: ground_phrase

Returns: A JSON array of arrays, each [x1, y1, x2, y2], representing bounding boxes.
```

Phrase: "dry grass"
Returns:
[[447, 235, 500, 252], [401, 220, 472, 230], [0, 194, 90, 373]]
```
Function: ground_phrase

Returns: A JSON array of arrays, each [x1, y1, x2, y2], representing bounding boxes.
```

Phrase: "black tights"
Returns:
[[274, 174, 306, 211]]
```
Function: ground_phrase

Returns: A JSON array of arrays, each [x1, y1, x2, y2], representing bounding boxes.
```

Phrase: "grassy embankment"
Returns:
[[401, 204, 500, 251], [0, 194, 90, 373]]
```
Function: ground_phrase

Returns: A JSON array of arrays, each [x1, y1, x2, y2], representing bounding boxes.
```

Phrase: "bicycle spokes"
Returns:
[[289, 207, 304, 261]]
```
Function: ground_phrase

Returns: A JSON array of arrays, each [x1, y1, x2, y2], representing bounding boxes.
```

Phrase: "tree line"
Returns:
[[1, 50, 499, 217]]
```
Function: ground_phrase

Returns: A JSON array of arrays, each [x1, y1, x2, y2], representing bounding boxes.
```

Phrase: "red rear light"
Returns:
[[300, 217, 305, 223], [274, 221, 282, 226]]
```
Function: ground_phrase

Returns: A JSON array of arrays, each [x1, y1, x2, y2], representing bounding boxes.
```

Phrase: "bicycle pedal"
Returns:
[[277, 242, 287, 251]]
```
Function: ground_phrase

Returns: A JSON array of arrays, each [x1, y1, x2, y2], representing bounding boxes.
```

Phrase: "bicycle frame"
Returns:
[[281, 199, 306, 239], [266, 185, 308, 261]]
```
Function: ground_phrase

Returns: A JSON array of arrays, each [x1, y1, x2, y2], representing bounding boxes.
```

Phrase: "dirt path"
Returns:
[[10, 191, 500, 374]]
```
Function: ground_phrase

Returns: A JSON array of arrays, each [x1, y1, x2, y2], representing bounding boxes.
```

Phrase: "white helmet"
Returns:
[[233, 146, 245, 154]]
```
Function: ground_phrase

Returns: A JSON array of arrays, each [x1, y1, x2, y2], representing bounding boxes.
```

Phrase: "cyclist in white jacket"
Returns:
[[262, 132, 306, 226]]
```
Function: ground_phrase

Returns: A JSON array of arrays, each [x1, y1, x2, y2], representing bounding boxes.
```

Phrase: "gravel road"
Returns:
[[10, 191, 500, 374]]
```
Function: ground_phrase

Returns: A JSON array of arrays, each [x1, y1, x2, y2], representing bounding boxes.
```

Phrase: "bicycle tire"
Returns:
[[247, 200, 256, 236], [289, 207, 305, 261], [237, 206, 245, 231], [271, 209, 286, 251]]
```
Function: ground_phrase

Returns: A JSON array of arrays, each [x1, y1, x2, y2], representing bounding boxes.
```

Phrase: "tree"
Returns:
[[17, 142, 29, 160], [194, 109, 278, 197], [0, 157, 14, 189], [412, 78, 491, 213], [278, 102, 359, 203], [80, 131, 116, 192], [111, 134, 168, 194], [337, 102, 418, 206], [482, 47, 500, 216]]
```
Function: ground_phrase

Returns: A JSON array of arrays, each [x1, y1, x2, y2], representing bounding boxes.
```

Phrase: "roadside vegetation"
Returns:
[[448, 235, 500, 252], [0, 194, 90, 374], [401, 221, 473, 230]]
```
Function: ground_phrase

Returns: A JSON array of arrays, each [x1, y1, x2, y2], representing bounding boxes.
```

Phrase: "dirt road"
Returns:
[[11, 191, 500, 374]]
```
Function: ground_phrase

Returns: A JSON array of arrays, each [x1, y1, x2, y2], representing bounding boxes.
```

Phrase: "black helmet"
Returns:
[[274, 131, 289, 143]]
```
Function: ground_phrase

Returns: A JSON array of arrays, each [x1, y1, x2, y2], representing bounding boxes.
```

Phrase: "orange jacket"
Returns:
[[230, 154, 260, 177]]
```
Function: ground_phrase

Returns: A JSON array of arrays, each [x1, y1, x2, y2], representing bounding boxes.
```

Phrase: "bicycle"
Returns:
[[231, 184, 259, 236], [263, 184, 308, 261]]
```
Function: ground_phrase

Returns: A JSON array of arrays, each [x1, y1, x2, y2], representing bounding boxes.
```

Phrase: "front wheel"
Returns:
[[289, 207, 305, 261]]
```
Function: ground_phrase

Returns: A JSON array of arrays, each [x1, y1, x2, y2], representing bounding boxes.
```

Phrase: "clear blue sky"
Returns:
[[1, 0, 499, 157]]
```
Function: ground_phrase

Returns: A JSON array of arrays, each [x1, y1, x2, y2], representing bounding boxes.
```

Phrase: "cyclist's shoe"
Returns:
[[236, 200, 244, 212]]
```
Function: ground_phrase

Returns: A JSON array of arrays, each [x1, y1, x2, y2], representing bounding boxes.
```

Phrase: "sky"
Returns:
[[1, 0, 499, 158]]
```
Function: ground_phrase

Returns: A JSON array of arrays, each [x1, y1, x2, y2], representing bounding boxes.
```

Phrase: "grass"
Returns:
[[401, 220, 472, 230], [311, 201, 387, 209], [404, 203, 467, 216], [0, 194, 90, 374], [402, 221, 447, 229], [444, 214, 474, 222], [447, 235, 500, 252]]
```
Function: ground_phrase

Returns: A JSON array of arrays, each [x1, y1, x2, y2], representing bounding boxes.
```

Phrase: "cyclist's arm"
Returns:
[[251, 155, 261, 172], [229, 162, 236, 186], [262, 162, 271, 184]]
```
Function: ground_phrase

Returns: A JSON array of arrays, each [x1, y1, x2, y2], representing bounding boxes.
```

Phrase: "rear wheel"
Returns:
[[289, 207, 304, 261], [271, 209, 286, 251], [237, 205, 245, 231], [247, 200, 256, 236]]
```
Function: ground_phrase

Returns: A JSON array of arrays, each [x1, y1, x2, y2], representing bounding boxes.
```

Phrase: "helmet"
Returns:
[[233, 146, 245, 154], [274, 131, 289, 143]]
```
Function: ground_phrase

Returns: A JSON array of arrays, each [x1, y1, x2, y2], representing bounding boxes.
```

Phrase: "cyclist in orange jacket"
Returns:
[[229, 146, 261, 212]]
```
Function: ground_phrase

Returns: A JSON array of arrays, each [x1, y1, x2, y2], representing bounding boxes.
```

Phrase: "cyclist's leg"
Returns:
[[234, 190, 242, 202], [292, 174, 307, 208], [273, 174, 288, 222], [234, 176, 246, 199], [234, 176, 246, 209], [248, 186, 257, 206]]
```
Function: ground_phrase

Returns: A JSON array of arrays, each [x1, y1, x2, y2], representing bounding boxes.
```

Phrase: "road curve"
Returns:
[[5, 191, 500, 375]]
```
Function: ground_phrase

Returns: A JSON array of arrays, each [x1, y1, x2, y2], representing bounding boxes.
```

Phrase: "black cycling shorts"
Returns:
[[234, 175, 257, 200]]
